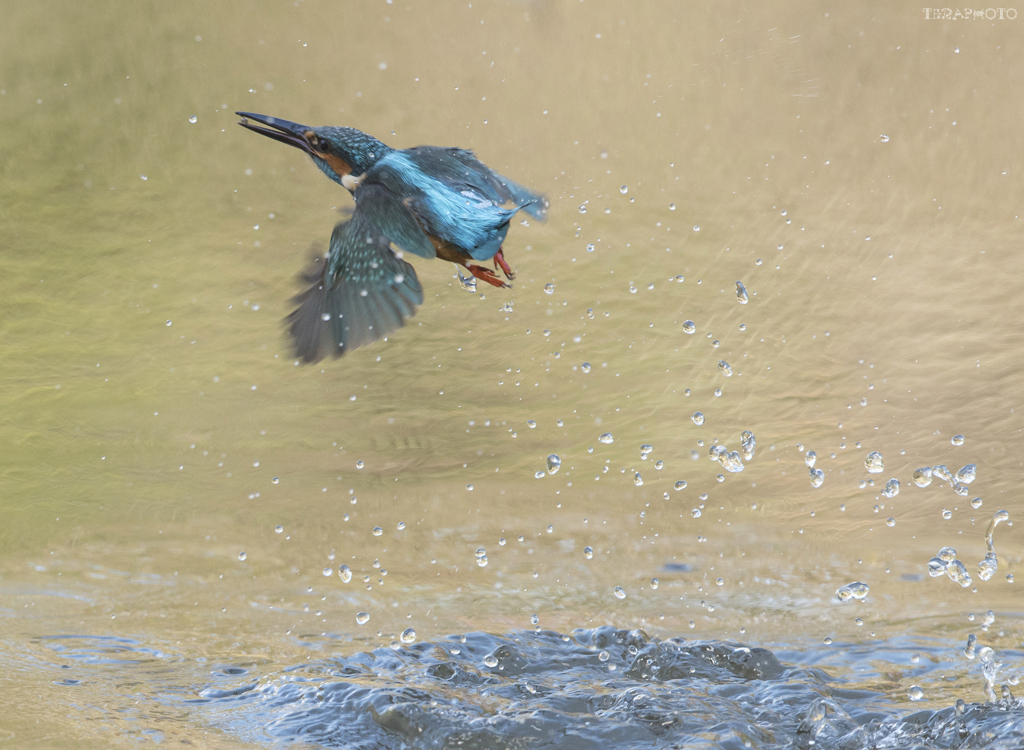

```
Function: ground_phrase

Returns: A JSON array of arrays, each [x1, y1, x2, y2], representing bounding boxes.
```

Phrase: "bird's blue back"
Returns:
[[367, 148, 539, 261]]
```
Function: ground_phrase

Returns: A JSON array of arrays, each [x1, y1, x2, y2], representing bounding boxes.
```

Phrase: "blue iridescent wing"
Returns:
[[287, 208, 424, 362], [406, 146, 548, 220]]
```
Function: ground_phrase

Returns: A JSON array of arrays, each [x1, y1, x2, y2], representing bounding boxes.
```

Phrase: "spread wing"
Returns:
[[286, 203, 424, 362]]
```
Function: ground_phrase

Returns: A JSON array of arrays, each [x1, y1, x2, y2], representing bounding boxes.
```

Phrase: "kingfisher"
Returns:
[[236, 112, 547, 362]]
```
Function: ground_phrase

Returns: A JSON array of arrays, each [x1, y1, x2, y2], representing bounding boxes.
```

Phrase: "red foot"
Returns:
[[493, 247, 515, 280], [467, 264, 510, 288]]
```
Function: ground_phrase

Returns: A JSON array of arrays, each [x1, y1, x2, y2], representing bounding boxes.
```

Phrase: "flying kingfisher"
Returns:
[[236, 112, 547, 362]]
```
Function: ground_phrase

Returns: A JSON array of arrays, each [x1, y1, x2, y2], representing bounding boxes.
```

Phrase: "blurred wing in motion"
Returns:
[[287, 208, 423, 362]]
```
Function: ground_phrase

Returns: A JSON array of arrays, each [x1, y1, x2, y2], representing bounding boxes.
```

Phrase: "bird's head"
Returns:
[[236, 112, 390, 191]]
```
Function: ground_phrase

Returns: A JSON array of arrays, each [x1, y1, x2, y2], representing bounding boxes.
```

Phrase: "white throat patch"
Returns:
[[341, 172, 365, 192]]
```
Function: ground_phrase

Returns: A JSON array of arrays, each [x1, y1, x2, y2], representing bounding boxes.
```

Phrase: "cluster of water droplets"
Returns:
[[928, 546, 972, 587], [805, 449, 824, 487], [963, 632, 1017, 704], [927, 510, 1009, 587], [913, 462, 976, 495], [835, 581, 870, 602], [708, 431, 755, 474]]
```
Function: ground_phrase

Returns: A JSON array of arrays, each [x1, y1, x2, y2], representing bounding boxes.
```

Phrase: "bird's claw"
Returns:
[[493, 248, 516, 280], [467, 264, 511, 289]]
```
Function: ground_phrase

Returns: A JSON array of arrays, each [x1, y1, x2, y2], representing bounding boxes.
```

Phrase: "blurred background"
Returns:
[[1, 0, 1021, 745]]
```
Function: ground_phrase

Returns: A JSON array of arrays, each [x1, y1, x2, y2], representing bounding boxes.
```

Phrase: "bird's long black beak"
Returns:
[[236, 112, 315, 156]]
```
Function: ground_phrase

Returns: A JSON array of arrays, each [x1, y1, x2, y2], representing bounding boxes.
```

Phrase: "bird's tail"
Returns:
[[502, 178, 549, 221], [286, 251, 423, 363]]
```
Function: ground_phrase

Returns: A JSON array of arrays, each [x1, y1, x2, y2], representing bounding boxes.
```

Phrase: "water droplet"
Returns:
[[165, 320, 172, 327], [397, 521, 406, 530], [476, 554, 488, 567], [927, 558, 948, 577], [634, 472, 643, 486], [483, 654, 499, 668], [189, 115, 198, 124], [682, 320, 696, 334], [740, 431, 756, 460], [543, 283, 555, 295], [971, 497, 983, 509], [886, 517, 896, 527], [237, 551, 247, 561], [356, 612, 370, 625], [835, 581, 869, 602], [322, 567, 333, 577], [547, 454, 561, 474], [692, 412, 705, 426], [693, 225, 700, 232], [913, 467, 933, 487], [942, 509, 953, 520], [528, 420, 537, 428], [952, 434, 965, 445], [718, 361, 732, 377], [581, 362, 592, 373], [356, 460, 364, 469], [598, 650, 610, 661], [810, 468, 824, 488], [613, 586, 626, 599], [400, 628, 416, 644], [586, 243, 595, 252], [535, 470, 546, 479], [140, 174, 148, 181], [372, 526, 383, 536], [620, 185, 628, 194], [735, 281, 749, 304], [339, 565, 352, 582], [882, 478, 900, 498], [956, 464, 976, 485], [805, 450, 817, 468], [946, 559, 972, 587], [908, 685, 924, 701], [275, 525, 284, 533], [655, 460, 664, 470], [674, 480, 687, 490], [978, 553, 998, 581], [938, 546, 957, 562], [691, 508, 701, 518], [272, 476, 279, 484], [578, 205, 587, 214], [932, 464, 954, 485], [584, 546, 594, 559], [466, 484, 474, 491], [864, 451, 884, 473], [598, 432, 614, 444], [880, 134, 890, 143]]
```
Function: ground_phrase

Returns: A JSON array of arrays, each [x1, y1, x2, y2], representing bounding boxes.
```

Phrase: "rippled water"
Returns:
[[2, 1, 1023, 747]]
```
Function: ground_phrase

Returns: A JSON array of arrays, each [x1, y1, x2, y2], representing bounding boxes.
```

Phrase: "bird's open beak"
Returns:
[[236, 112, 316, 156]]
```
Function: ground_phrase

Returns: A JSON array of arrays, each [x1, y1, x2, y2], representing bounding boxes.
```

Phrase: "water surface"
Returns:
[[1, 1, 1022, 746]]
